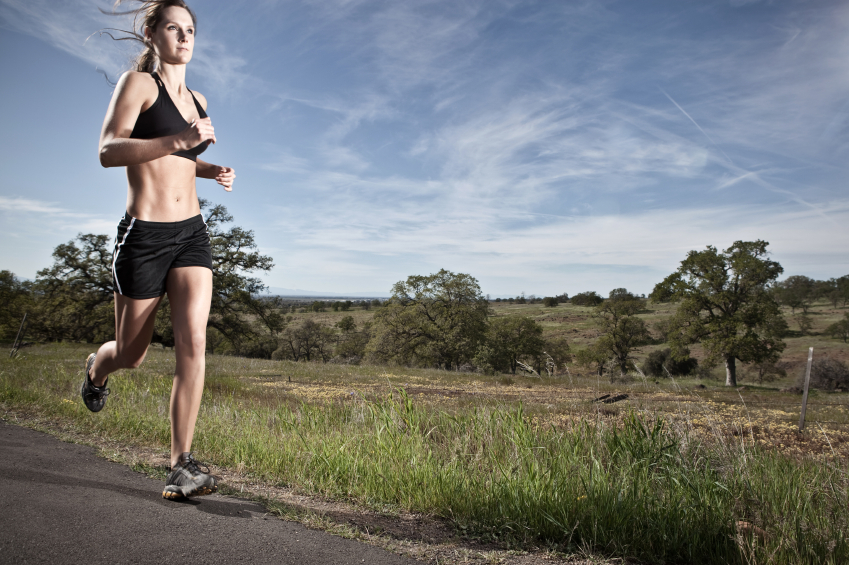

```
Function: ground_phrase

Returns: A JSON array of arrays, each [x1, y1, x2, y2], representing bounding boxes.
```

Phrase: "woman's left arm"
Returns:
[[192, 91, 235, 192], [197, 159, 236, 191]]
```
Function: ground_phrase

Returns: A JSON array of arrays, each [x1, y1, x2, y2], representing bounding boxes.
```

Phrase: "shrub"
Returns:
[[542, 297, 558, 307], [571, 291, 604, 306], [642, 348, 698, 377], [744, 360, 787, 384], [798, 358, 849, 391], [473, 345, 497, 376], [826, 313, 849, 342], [694, 365, 715, 380]]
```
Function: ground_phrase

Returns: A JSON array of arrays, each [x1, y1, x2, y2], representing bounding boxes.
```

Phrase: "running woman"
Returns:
[[81, 0, 235, 500]]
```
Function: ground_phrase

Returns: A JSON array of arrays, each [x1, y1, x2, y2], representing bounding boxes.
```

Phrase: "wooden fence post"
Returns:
[[9, 313, 28, 358], [798, 347, 814, 431]]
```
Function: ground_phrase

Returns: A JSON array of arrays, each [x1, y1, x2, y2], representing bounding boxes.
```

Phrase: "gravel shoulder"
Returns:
[[0, 419, 419, 565], [0, 416, 609, 565]]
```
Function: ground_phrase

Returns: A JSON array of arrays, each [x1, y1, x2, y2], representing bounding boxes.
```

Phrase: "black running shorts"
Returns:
[[111, 212, 213, 299]]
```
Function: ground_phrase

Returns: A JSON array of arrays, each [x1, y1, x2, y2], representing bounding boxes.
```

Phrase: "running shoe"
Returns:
[[163, 452, 218, 499], [80, 353, 109, 412]]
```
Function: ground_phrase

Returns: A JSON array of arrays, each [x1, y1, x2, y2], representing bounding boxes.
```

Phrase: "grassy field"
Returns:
[[280, 297, 849, 370], [3, 301, 848, 565], [492, 298, 849, 370]]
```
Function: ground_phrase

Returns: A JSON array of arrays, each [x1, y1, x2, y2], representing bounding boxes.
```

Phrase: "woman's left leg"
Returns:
[[165, 265, 212, 468]]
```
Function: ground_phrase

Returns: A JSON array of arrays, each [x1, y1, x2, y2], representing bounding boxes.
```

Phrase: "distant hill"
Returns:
[[262, 287, 529, 300], [262, 287, 390, 299]]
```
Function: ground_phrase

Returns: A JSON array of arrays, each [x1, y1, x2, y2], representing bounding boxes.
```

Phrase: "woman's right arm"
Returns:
[[98, 72, 215, 168]]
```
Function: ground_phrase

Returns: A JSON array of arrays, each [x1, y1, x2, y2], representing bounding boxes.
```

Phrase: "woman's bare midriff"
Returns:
[[126, 155, 200, 222]]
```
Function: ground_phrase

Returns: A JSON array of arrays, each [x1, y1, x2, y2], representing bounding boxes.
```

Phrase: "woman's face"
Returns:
[[145, 6, 195, 66]]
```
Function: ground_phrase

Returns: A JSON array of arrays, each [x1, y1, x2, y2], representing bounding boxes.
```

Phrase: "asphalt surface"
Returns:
[[0, 420, 420, 564]]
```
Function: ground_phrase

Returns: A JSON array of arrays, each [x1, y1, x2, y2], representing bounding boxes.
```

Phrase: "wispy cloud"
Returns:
[[0, 196, 77, 215], [0, 0, 253, 93], [3, 0, 847, 292], [0, 0, 128, 75], [258, 196, 849, 294], [0, 196, 113, 229]]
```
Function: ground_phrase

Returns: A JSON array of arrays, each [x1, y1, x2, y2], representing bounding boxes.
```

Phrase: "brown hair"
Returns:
[[99, 0, 197, 73]]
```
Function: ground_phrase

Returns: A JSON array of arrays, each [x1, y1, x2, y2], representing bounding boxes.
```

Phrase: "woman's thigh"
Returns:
[[166, 267, 213, 350], [114, 292, 162, 365]]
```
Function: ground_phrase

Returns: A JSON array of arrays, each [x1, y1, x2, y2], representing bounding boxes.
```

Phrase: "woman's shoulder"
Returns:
[[113, 71, 159, 98], [116, 70, 157, 90], [191, 89, 208, 111], [111, 71, 159, 110]]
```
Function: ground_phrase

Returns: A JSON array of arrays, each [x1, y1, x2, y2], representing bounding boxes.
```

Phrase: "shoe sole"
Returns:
[[162, 485, 217, 500]]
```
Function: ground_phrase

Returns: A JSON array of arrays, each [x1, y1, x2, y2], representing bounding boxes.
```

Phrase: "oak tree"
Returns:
[[201, 200, 281, 356], [484, 316, 546, 374], [592, 289, 651, 377], [773, 275, 815, 314], [0, 270, 34, 342], [651, 240, 787, 387], [826, 313, 849, 343], [366, 269, 489, 369], [32, 234, 115, 343]]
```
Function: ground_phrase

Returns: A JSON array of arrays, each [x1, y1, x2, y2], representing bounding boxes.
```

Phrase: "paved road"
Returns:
[[0, 420, 420, 564]]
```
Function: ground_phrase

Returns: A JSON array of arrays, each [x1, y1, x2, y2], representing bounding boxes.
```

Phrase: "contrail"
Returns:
[[660, 88, 836, 225], [729, 166, 837, 226], [660, 88, 736, 165], [660, 88, 716, 145], [714, 172, 754, 191]]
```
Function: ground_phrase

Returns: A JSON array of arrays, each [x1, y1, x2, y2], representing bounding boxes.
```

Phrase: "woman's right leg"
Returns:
[[89, 292, 162, 387]]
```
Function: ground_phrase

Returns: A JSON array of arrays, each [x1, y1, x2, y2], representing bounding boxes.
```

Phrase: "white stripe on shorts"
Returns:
[[112, 216, 136, 295]]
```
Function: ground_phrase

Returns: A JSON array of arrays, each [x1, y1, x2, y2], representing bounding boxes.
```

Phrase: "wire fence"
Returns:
[[540, 389, 849, 427], [630, 395, 848, 426]]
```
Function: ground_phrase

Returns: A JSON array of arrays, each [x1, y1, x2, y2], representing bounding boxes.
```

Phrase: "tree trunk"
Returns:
[[724, 355, 737, 387]]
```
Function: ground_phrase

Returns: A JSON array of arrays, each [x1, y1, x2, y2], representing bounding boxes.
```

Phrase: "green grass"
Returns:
[[2, 342, 848, 564]]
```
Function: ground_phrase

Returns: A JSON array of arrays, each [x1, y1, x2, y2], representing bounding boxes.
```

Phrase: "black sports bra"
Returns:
[[129, 72, 209, 161]]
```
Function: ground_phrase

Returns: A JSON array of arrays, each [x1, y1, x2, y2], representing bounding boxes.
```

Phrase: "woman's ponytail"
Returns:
[[136, 44, 158, 73]]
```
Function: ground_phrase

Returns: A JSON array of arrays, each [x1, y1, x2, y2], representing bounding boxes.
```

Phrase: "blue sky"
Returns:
[[1, 0, 847, 297]]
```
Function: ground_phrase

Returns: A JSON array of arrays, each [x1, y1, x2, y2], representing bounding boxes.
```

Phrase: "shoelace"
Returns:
[[86, 383, 110, 398], [85, 366, 109, 398], [181, 453, 210, 476]]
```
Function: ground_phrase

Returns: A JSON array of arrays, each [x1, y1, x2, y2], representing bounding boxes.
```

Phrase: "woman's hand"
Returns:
[[215, 166, 236, 191], [178, 117, 216, 151]]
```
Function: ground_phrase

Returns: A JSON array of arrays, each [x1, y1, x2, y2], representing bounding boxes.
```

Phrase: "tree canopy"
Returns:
[[10, 201, 277, 356], [32, 234, 115, 343], [366, 269, 490, 369], [0, 270, 33, 342], [200, 200, 281, 357], [592, 289, 651, 376], [772, 275, 815, 314], [571, 291, 604, 307], [826, 313, 849, 343], [650, 240, 787, 386], [481, 316, 546, 374]]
